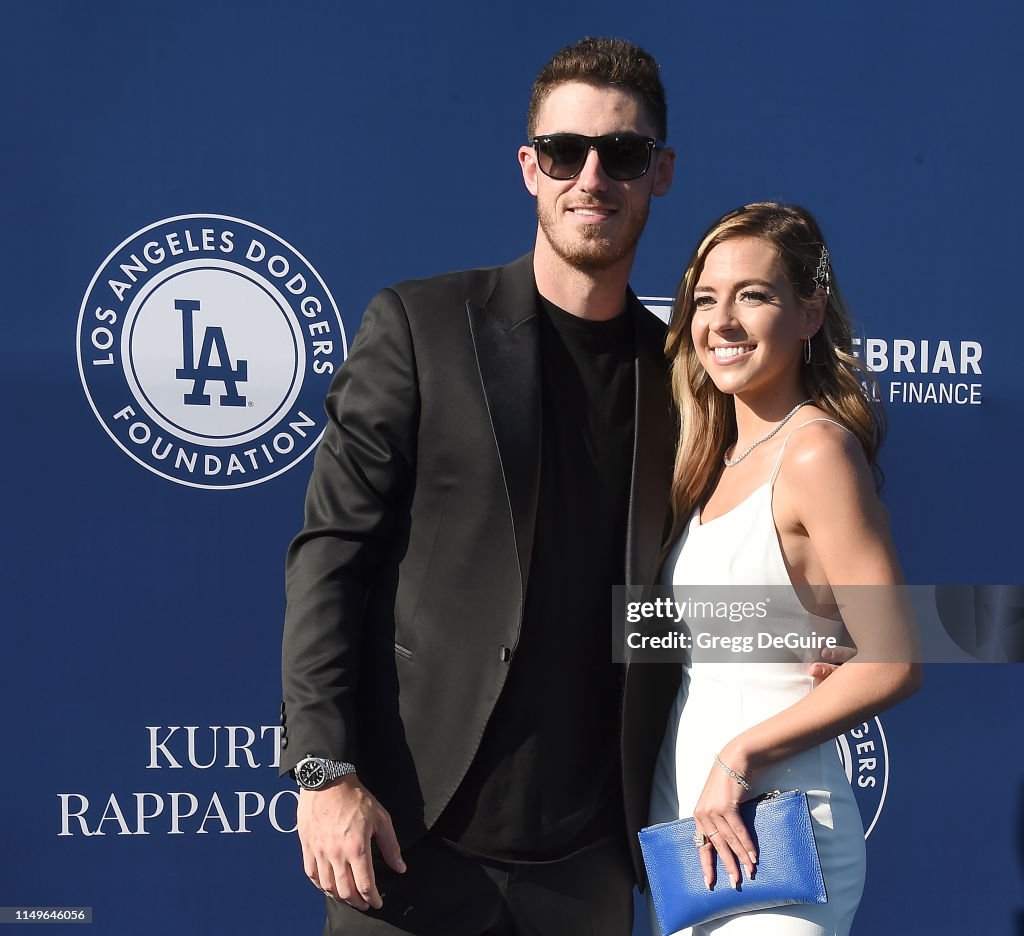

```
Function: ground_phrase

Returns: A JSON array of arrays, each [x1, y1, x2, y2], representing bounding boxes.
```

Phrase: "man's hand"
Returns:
[[809, 643, 857, 681], [297, 774, 406, 910]]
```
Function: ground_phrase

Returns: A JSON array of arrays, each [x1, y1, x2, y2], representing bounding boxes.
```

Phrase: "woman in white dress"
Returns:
[[647, 203, 921, 935]]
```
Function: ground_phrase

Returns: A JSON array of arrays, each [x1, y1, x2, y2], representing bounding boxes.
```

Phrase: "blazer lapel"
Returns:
[[467, 254, 542, 597], [625, 295, 675, 589], [620, 297, 681, 887]]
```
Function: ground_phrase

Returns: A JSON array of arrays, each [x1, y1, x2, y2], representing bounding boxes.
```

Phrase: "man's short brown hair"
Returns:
[[526, 36, 668, 141]]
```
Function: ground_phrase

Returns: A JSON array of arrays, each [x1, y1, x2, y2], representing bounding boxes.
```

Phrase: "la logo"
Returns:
[[175, 299, 248, 407]]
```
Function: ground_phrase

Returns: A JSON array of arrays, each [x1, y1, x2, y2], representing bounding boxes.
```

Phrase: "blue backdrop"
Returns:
[[3, 1, 1022, 933]]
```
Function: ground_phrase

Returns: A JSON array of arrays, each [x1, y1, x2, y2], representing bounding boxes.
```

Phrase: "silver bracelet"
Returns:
[[714, 755, 752, 791]]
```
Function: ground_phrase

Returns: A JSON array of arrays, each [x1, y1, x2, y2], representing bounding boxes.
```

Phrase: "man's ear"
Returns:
[[519, 145, 539, 196], [651, 145, 675, 198]]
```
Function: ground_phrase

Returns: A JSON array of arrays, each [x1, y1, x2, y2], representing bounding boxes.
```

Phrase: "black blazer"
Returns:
[[280, 253, 680, 884]]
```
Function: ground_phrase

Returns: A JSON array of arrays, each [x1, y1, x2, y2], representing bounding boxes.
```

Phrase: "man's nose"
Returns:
[[576, 147, 609, 190]]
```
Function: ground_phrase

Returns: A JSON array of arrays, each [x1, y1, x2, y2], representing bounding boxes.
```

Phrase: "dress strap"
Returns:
[[768, 417, 852, 486]]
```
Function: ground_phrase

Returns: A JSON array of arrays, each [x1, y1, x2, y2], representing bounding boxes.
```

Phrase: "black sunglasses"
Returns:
[[531, 132, 659, 181]]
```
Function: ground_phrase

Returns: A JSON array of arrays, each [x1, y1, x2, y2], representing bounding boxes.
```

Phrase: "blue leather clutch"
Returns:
[[639, 790, 827, 933]]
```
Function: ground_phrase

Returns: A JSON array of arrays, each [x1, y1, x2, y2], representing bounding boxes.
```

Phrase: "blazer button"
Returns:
[[498, 646, 511, 662]]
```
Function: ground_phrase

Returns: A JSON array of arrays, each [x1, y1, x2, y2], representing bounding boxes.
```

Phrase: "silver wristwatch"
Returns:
[[294, 755, 357, 790]]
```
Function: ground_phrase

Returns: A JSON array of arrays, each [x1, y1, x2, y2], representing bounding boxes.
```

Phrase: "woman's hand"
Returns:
[[692, 751, 758, 890]]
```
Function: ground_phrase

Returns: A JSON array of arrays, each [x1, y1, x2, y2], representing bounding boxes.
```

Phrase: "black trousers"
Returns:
[[322, 835, 635, 936]]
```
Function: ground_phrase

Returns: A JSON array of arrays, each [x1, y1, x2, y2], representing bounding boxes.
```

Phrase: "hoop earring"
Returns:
[[804, 336, 812, 364]]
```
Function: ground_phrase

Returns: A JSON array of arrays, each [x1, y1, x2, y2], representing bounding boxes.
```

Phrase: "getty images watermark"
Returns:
[[613, 585, 1023, 664]]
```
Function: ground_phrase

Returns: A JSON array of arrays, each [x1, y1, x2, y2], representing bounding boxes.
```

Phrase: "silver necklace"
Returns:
[[723, 399, 813, 467]]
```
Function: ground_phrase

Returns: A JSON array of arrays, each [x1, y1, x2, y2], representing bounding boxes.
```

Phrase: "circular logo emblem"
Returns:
[[77, 215, 346, 489], [836, 716, 889, 838]]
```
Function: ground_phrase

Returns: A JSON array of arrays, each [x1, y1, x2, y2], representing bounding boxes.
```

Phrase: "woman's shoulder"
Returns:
[[775, 411, 875, 500], [781, 411, 862, 461]]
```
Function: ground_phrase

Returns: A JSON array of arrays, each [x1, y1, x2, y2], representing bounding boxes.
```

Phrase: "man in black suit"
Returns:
[[281, 37, 680, 934]]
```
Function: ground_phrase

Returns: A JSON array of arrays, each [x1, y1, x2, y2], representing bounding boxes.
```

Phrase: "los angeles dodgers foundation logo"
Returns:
[[836, 717, 889, 838], [77, 215, 346, 489]]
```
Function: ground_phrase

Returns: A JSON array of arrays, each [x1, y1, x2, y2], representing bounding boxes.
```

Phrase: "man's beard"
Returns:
[[536, 200, 650, 272]]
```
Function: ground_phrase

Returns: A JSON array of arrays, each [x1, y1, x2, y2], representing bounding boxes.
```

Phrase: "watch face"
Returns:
[[297, 759, 325, 788]]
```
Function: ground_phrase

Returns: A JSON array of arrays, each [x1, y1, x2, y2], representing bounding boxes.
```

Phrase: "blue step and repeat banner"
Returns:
[[3, 1, 1022, 933]]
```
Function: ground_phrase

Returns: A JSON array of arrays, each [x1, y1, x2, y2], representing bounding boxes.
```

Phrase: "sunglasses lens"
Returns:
[[536, 136, 589, 179], [534, 135, 653, 181], [601, 136, 652, 180]]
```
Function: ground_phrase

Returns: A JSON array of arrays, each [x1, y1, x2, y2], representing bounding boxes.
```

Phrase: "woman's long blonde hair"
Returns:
[[664, 202, 884, 551]]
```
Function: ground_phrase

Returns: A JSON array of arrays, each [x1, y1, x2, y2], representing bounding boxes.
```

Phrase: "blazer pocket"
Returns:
[[393, 641, 413, 661]]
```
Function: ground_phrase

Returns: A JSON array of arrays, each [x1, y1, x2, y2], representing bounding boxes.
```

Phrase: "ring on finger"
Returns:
[[692, 829, 710, 849], [708, 830, 720, 838]]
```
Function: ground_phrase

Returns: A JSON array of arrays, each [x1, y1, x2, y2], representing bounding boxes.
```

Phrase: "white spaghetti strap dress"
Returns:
[[647, 419, 866, 935]]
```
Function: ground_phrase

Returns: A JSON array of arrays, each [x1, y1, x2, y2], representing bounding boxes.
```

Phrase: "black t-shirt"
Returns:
[[434, 294, 636, 860]]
